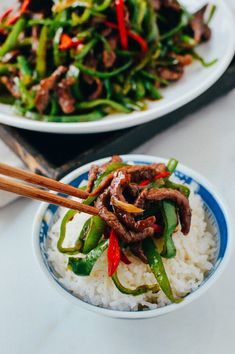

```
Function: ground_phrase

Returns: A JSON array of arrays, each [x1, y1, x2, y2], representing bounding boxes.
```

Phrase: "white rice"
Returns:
[[47, 184, 217, 311]]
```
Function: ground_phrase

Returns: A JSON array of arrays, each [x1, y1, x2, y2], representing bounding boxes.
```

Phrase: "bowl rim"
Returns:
[[32, 154, 234, 319]]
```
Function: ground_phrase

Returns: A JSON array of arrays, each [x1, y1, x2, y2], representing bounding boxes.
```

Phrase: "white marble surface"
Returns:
[[0, 88, 235, 354]]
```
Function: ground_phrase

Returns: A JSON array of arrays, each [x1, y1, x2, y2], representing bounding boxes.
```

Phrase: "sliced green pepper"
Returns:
[[82, 216, 105, 254], [0, 63, 16, 75], [36, 25, 48, 79], [76, 39, 97, 60], [112, 271, 159, 296], [24, 110, 106, 122], [143, 238, 182, 303], [76, 99, 131, 113], [68, 240, 109, 276], [53, 27, 63, 67], [161, 201, 177, 259], [94, 0, 112, 12], [75, 59, 132, 79], [167, 158, 178, 174], [57, 210, 82, 255], [166, 158, 190, 197], [17, 56, 32, 86], [0, 18, 26, 58]]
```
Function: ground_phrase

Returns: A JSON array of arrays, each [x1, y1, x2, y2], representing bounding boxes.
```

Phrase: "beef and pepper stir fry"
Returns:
[[0, 0, 216, 122], [58, 156, 192, 302]]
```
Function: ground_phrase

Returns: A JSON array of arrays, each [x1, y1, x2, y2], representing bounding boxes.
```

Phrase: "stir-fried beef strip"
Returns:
[[145, 188, 191, 234], [1, 76, 20, 98], [96, 188, 155, 244], [102, 36, 118, 68], [189, 5, 212, 43], [158, 65, 184, 81], [86, 165, 99, 193], [130, 242, 148, 263], [56, 77, 76, 114], [35, 65, 67, 113], [110, 170, 156, 232], [162, 0, 181, 12], [100, 155, 123, 173]]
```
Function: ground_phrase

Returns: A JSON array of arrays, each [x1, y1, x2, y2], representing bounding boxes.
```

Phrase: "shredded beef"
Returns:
[[95, 188, 154, 244], [130, 242, 148, 263], [190, 5, 211, 43], [56, 77, 76, 114], [35, 66, 67, 113], [1, 76, 20, 98], [145, 188, 192, 234], [158, 65, 184, 81]]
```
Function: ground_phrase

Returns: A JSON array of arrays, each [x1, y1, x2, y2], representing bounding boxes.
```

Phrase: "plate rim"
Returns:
[[32, 154, 234, 319], [0, 0, 235, 134]]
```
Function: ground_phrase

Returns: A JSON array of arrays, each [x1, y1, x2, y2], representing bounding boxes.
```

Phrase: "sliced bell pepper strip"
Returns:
[[112, 271, 159, 296], [6, 0, 31, 25], [82, 216, 105, 254], [0, 8, 13, 23], [68, 239, 109, 276], [0, 18, 26, 57], [76, 99, 131, 113], [143, 238, 182, 303], [17, 55, 32, 86], [161, 201, 178, 258], [57, 210, 82, 255], [107, 229, 120, 277], [75, 59, 132, 79], [115, 0, 128, 50], [59, 33, 83, 51], [104, 21, 149, 53], [36, 25, 48, 78], [166, 158, 178, 174]]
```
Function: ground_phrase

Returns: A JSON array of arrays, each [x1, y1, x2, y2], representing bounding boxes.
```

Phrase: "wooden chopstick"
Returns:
[[0, 176, 98, 215], [0, 163, 88, 199]]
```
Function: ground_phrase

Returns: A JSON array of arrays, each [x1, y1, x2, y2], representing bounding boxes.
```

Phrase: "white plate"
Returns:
[[0, 0, 234, 134]]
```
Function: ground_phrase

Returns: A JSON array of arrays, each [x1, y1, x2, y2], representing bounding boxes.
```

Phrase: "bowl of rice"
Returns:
[[33, 155, 232, 319]]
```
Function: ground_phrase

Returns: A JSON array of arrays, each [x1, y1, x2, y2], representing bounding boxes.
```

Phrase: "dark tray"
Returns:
[[0, 59, 234, 179]]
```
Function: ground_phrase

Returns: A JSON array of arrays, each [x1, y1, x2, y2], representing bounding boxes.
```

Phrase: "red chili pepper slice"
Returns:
[[7, 15, 20, 25], [120, 250, 131, 265], [115, 0, 128, 50], [127, 31, 149, 54], [20, 0, 31, 13], [139, 179, 150, 186], [0, 8, 13, 23], [103, 21, 148, 53], [59, 33, 83, 51], [6, 0, 30, 25], [139, 171, 171, 186], [107, 229, 120, 276], [154, 171, 171, 180]]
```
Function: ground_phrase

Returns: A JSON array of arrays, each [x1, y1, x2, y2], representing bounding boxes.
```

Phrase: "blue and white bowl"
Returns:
[[33, 155, 233, 319]]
